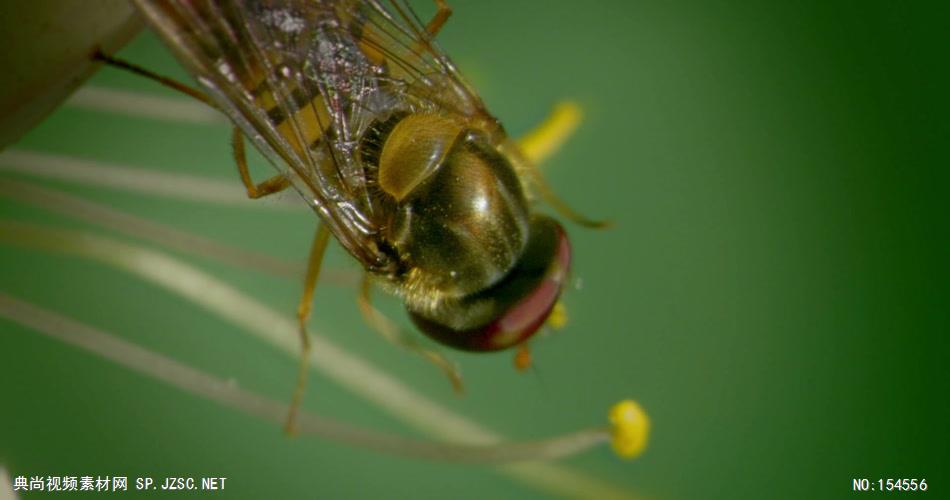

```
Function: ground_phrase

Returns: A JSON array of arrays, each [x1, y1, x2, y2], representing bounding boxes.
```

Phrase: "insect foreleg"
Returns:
[[357, 273, 464, 393], [517, 102, 610, 229]]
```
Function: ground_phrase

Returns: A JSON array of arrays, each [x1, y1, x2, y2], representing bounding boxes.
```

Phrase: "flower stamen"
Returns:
[[608, 400, 650, 459]]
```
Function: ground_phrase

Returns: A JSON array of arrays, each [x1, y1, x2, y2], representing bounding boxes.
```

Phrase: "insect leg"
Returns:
[[231, 127, 291, 199], [93, 50, 214, 108], [357, 273, 464, 393], [514, 301, 568, 372], [409, 0, 452, 54], [96, 52, 290, 200], [285, 224, 331, 434], [514, 342, 532, 372], [424, 0, 453, 38], [517, 102, 611, 229]]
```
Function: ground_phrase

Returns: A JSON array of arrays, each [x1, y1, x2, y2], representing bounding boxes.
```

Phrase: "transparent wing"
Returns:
[[356, 0, 492, 119], [132, 0, 493, 272]]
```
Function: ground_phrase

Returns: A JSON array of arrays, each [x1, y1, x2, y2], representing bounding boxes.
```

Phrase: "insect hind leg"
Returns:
[[96, 48, 321, 434]]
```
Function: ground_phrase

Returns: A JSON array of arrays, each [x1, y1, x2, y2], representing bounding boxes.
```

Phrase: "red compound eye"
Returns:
[[409, 217, 570, 352]]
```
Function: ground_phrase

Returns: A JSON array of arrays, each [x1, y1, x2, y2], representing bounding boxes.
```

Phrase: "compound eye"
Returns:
[[477, 225, 570, 349], [409, 218, 571, 352]]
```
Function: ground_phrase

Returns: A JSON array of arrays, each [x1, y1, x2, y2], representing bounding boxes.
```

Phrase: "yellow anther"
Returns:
[[608, 400, 649, 459], [546, 301, 568, 329], [517, 101, 582, 166]]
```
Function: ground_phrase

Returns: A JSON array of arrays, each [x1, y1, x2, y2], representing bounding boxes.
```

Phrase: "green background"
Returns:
[[1, 1, 946, 498]]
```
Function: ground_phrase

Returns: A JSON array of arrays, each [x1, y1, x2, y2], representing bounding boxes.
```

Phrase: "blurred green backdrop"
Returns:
[[1, 1, 946, 498]]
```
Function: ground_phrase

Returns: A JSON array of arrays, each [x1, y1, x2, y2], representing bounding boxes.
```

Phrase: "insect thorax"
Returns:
[[357, 112, 531, 325]]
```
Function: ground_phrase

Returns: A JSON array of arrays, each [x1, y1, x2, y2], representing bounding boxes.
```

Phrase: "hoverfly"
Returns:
[[118, 0, 599, 428]]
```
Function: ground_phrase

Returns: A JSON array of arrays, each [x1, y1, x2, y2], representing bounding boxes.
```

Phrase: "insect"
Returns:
[[113, 0, 603, 430]]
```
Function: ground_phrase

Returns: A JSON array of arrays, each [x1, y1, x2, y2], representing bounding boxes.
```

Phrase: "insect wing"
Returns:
[[355, 1, 491, 118], [132, 0, 498, 273]]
